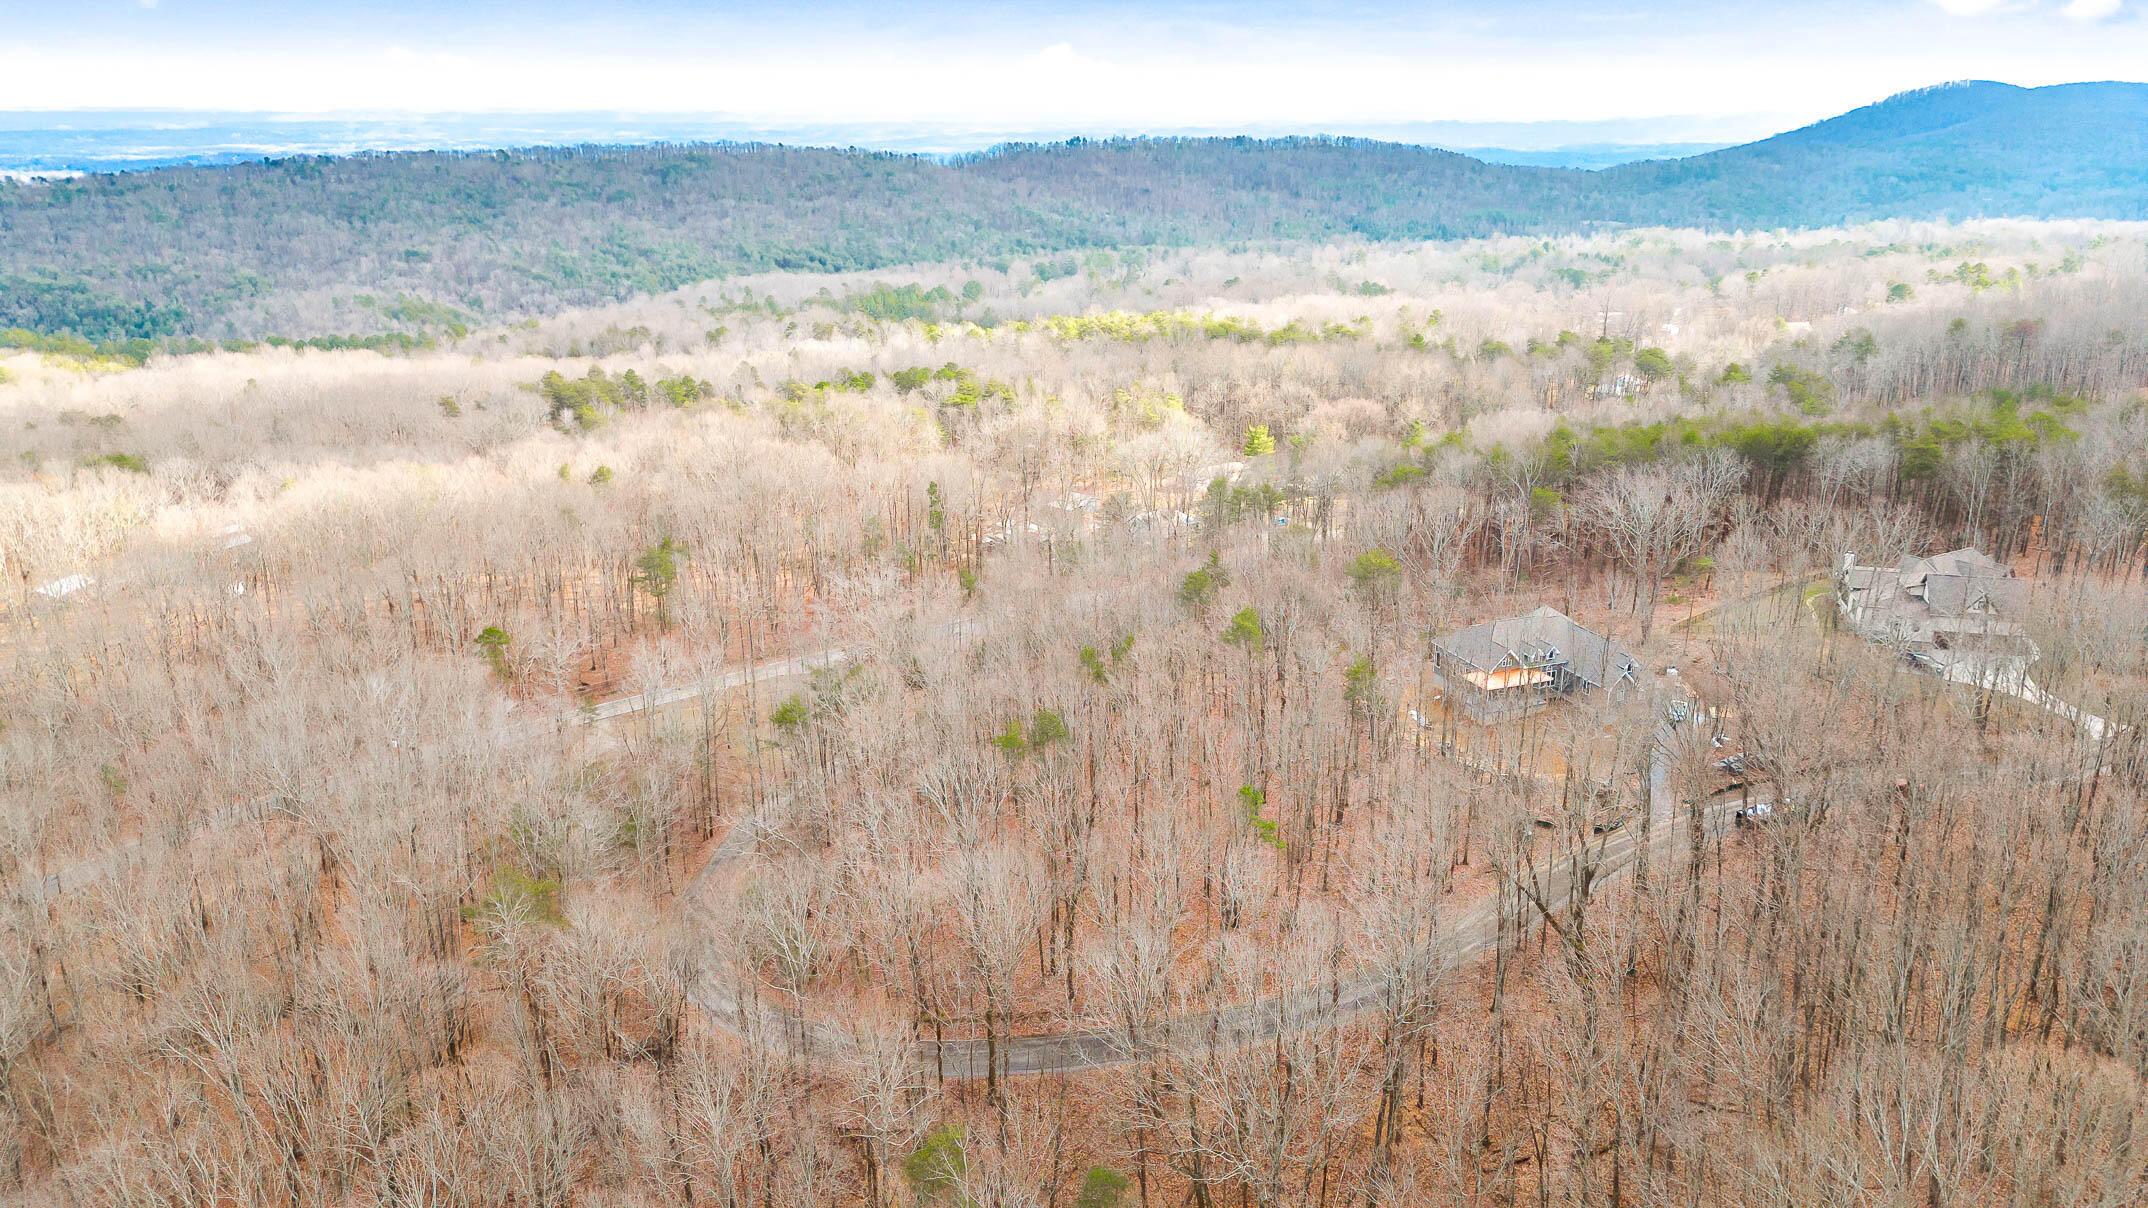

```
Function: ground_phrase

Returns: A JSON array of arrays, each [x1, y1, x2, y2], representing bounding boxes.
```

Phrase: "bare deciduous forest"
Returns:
[[3, 221, 2147, 1207]]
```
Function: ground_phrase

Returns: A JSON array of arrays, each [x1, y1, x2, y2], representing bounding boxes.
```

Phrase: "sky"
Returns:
[[0, 0, 2141, 140]]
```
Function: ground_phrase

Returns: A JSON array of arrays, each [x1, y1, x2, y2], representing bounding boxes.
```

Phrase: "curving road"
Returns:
[[681, 723, 1736, 1077]]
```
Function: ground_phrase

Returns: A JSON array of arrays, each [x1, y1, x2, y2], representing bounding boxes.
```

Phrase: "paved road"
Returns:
[[683, 722, 1732, 1077]]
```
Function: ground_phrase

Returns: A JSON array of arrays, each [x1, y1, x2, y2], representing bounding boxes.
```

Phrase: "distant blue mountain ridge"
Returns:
[[0, 110, 1749, 173]]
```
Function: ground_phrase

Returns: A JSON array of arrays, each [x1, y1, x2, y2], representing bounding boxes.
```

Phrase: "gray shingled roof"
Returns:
[[1923, 570, 2026, 617], [1850, 547, 2023, 624], [1434, 606, 1642, 690], [1922, 547, 2007, 578]]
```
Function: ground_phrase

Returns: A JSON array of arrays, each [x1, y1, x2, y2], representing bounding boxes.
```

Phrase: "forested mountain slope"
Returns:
[[1606, 80, 2148, 224], [1, 80, 2142, 342]]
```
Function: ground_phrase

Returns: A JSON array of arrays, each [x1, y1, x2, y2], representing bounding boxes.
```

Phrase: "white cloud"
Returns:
[[1032, 42, 1092, 70], [1926, 0, 2018, 13], [2062, 0, 2122, 19]]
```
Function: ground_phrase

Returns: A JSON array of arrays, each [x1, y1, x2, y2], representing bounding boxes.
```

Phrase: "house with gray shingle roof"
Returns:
[[1431, 606, 1645, 724], [1836, 547, 2033, 661]]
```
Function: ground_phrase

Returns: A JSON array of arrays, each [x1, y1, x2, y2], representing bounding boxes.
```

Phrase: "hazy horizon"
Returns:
[[4, 1, 2142, 133], [0, 76, 2136, 174], [0, 106, 1765, 173]]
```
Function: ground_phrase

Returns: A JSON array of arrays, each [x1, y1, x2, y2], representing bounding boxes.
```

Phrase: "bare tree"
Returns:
[[1577, 453, 1744, 641]]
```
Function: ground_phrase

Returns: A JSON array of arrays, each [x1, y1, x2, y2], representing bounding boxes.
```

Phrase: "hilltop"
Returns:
[[1607, 80, 2148, 223]]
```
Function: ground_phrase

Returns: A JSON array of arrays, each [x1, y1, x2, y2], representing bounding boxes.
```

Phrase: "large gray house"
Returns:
[[1836, 547, 2033, 660], [1431, 606, 1645, 724]]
